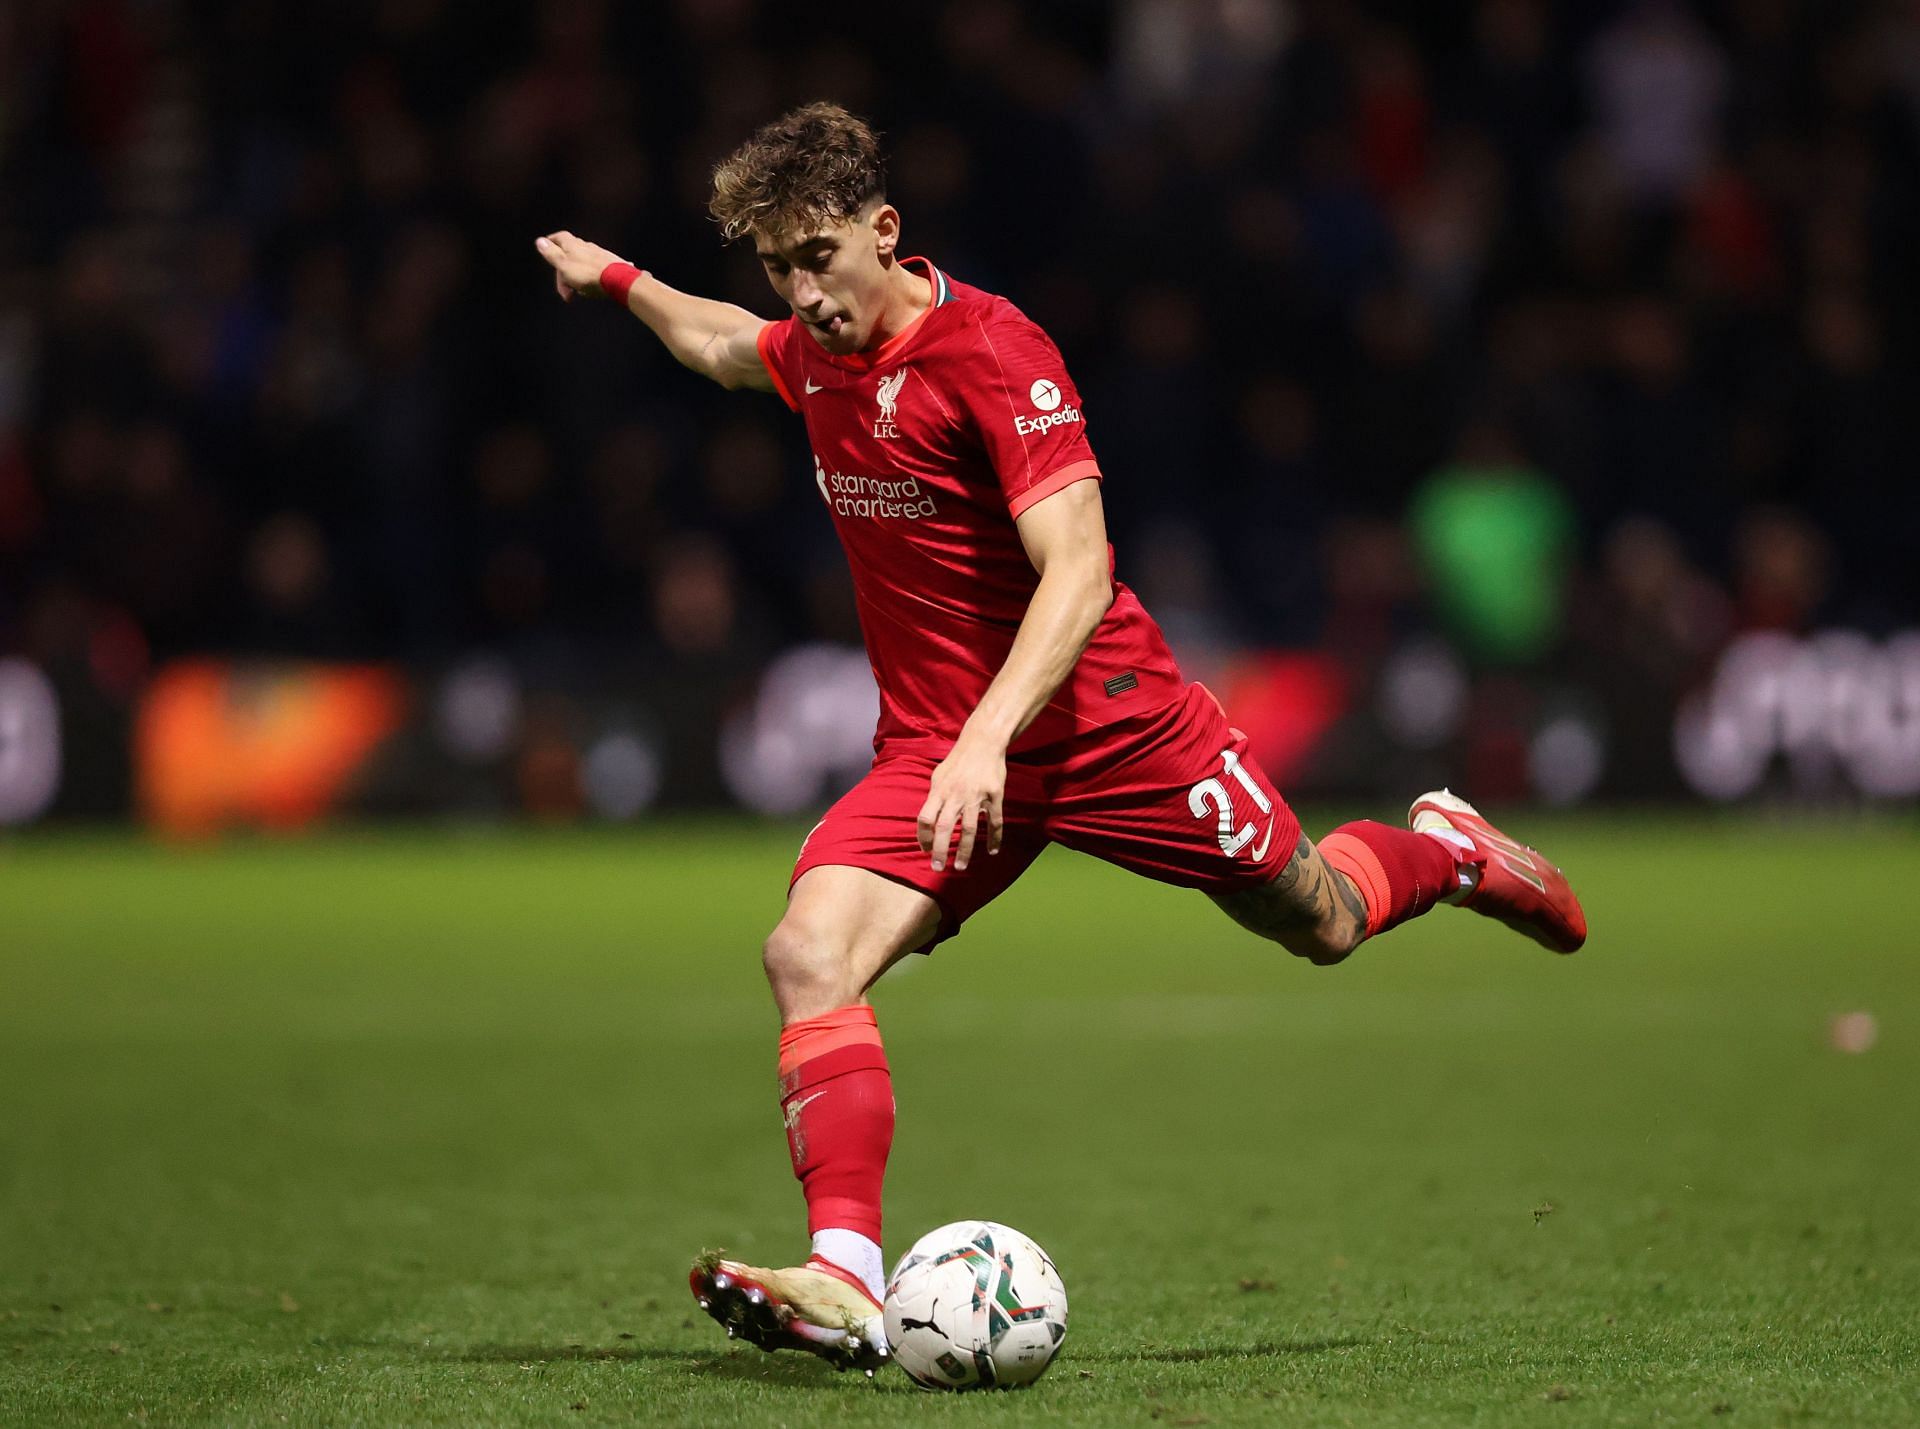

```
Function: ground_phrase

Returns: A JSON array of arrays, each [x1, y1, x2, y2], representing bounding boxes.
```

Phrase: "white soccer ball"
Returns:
[[883, 1220, 1068, 1390]]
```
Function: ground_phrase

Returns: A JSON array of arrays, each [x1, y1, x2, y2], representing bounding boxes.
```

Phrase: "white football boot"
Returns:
[[689, 1253, 889, 1375]]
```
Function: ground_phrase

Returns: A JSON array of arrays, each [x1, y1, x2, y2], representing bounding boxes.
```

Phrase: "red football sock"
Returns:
[[1318, 820, 1464, 939], [777, 1004, 892, 1246]]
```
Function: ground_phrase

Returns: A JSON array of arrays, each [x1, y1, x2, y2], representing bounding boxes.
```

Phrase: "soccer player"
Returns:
[[535, 103, 1586, 1373]]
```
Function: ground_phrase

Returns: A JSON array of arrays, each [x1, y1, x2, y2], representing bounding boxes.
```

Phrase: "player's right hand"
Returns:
[[534, 230, 625, 303], [917, 731, 1007, 874]]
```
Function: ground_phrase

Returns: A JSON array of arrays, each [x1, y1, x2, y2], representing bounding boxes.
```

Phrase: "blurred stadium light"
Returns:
[[1675, 630, 1920, 800], [0, 658, 62, 825]]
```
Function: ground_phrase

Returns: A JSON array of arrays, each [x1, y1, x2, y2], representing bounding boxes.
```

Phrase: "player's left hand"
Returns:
[[917, 734, 1006, 873]]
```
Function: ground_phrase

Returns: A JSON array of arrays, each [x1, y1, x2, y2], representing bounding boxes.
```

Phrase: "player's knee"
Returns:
[[762, 919, 860, 1016], [1290, 922, 1361, 966], [1271, 913, 1363, 966]]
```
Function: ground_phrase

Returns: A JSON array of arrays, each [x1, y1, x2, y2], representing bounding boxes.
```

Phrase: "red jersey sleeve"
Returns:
[[960, 311, 1101, 517], [756, 318, 802, 412]]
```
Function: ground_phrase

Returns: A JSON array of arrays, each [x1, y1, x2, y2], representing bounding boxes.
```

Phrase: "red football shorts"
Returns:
[[790, 683, 1300, 949]]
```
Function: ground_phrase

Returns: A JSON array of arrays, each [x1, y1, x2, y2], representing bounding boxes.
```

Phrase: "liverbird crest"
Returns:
[[875, 368, 908, 422]]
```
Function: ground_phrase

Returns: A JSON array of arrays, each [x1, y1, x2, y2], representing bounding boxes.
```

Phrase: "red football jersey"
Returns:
[[757, 257, 1185, 755]]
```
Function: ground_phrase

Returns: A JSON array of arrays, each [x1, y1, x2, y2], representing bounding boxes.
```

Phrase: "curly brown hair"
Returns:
[[709, 102, 888, 244]]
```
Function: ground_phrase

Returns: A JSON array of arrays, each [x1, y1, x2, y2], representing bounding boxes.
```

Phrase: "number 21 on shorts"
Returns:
[[1188, 749, 1275, 860]]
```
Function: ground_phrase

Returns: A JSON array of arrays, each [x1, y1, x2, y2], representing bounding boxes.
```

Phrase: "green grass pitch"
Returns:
[[3, 813, 1917, 1426]]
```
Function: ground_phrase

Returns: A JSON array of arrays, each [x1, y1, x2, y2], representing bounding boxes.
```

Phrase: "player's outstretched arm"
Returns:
[[534, 230, 773, 393]]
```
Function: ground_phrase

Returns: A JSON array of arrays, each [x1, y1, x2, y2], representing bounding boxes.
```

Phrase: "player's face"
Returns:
[[755, 206, 899, 356]]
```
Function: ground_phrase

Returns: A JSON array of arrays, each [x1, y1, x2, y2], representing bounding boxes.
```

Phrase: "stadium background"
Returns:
[[4, 0, 1917, 831]]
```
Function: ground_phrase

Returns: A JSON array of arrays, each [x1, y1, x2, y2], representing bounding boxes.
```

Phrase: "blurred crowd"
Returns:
[[3, 0, 1918, 746]]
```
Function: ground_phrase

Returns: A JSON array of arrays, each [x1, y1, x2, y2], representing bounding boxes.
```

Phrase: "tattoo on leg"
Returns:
[[1294, 838, 1341, 924], [1328, 861, 1368, 929], [1213, 832, 1368, 958], [1267, 833, 1312, 902], [1299, 838, 1368, 937], [1245, 835, 1339, 932]]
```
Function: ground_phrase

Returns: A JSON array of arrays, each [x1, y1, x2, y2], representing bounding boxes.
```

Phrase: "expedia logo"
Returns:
[[1015, 405, 1082, 437], [1015, 376, 1080, 436], [814, 456, 938, 520]]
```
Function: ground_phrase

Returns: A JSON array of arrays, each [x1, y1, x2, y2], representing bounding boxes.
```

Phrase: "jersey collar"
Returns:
[[916, 256, 953, 308], [817, 256, 950, 372]]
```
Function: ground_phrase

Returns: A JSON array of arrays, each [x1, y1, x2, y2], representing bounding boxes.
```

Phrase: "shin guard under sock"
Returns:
[[777, 1004, 892, 1247], [1319, 820, 1463, 939]]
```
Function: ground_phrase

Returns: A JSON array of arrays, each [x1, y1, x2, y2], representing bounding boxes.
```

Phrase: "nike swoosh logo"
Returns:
[[784, 1089, 828, 1131], [1250, 809, 1277, 863], [804, 378, 823, 394]]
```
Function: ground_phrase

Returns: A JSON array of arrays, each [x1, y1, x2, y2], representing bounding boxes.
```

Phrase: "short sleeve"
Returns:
[[960, 314, 1101, 517], [757, 318, 802, 412]]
